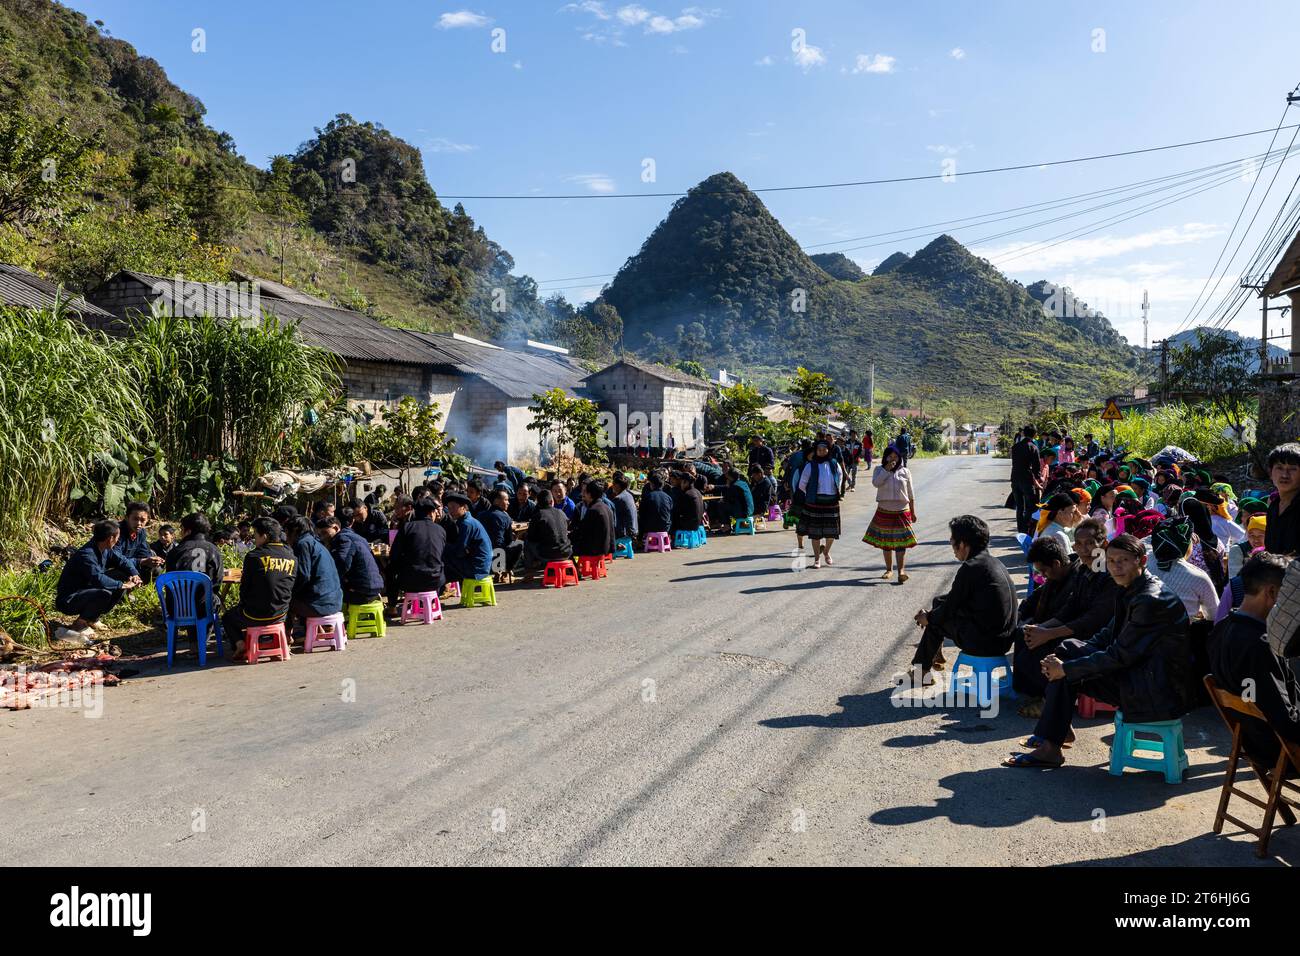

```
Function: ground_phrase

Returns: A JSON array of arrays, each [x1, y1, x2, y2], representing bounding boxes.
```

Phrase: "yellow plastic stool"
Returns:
[[460, 577, 497, 607], [345, 600, 387, 638]]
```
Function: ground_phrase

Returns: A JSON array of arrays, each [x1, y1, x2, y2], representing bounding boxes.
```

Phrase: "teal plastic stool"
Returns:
[[674, 529, 701, 549], [614, 536, 634, 559], [732, 516, 755, 535], [699, 526, 708, 543], [947, 652, 1014, 707], [1108, 711, 1187, 784]]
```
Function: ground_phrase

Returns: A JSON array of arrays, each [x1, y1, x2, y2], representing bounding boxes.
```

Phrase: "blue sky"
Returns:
[[77, 0, 1300, 343]]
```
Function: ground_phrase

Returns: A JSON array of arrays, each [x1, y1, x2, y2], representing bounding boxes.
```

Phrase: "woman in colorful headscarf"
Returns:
[[1148, 516, 1219, 620], [1034, 492, 1079, 554], [1180, 496, 1228, 594], [1228, 514, 1267, 578]]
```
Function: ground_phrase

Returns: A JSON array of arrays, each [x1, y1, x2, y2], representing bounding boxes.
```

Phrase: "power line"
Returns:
[[440, 124, 1300, 200]]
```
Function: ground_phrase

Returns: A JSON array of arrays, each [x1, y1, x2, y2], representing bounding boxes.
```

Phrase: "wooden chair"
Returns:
[[1204, 675, 1300, 858]]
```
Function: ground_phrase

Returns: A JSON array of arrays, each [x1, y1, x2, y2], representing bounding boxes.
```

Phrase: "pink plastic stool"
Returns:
[[244, 622, 290, 663], [644, 531, 672, 553], [304, 613, 347, 653], [1077, 694, 1118, 719], [402, 591, 443, 624], [766, 505, 782, 522]]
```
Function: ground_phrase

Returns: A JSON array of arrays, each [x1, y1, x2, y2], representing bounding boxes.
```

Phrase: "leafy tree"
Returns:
[[354, 397, 455, 467], [0, 111, 97, 232], [674, 359, 706, 379], [1167, 329, 1261, 460], [789, 366, 834, 434], [709, 381, 766, 441], [527, 388, 605, 467]]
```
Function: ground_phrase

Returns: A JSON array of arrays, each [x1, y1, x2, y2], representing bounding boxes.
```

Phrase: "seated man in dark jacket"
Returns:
[[1012, 517, 1118, 706], [483, 489, 524, 572], [908, 515, 1017, 685], [317, 513, 384, 607], [724, 469, 754, 523], [385, 498, 447, 615], [671, 472, 705, 533], [1209, 552, 1300, 768], [509, 482, 537, 523], [350, 502, 389, 543], [163, 512, 225, 621], [522, 489, 573, 578], [443, 491, 495, 583], [573, 480, 616, 557], [607, 472, 638, 541], [284, 516, 343, 630], [1007, 533, 1192, 769], [54, 519, 143, 643], [114, 501, 166, 581], [638, 473, 674, 537], [749, 465, 776, 518], [221, 517, 297, 658]]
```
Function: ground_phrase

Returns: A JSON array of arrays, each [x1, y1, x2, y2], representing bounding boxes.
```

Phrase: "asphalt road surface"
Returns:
[[4, 454, 1288, 866]]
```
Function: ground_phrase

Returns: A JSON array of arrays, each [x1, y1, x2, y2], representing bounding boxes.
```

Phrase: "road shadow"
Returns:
[[1066, 830, 1293, 866]]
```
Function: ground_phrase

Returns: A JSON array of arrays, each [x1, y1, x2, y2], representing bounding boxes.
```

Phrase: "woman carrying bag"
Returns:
[[864, 445, 917, 581], [796, 440, 844, 569]]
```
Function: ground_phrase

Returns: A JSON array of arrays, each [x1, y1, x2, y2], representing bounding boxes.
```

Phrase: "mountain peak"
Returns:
[[873, 251, 910, 275]]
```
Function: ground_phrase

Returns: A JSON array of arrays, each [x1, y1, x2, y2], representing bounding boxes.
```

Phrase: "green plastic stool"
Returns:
[[460, 577, 497, 607], [345, 600, 386, 638], [1108, 711, 1188, 784]]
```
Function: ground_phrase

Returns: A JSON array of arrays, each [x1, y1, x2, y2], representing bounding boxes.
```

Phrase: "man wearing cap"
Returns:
[[443, 491, 494, 585]]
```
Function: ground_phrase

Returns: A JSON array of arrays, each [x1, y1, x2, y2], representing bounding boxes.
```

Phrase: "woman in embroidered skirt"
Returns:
[[864, 445, 917, 581], [796, 439, 844, 569]]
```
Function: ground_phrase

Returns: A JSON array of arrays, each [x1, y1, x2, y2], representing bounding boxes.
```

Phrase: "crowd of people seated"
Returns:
[[899, 426, 1300, 778]]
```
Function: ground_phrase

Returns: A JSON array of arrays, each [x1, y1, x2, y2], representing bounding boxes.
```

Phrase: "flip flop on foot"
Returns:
[[1002, 752, 1064, 769], [881, 570, 892, 580], [811, 560, 821, 569], [1018, 734, 1073, 749], [897, 572, 909, 583], [824, 554, 833, 566]]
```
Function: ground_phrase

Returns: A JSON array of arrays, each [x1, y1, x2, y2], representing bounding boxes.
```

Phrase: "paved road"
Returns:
[[3, 454, 1286, 865]]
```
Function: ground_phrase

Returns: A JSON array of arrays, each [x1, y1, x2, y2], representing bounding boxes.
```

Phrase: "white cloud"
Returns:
[[755, 54, 773, 66], [568, 173, 617, 193], [617, 4, 650, 24], [852, 53, 896, 74], [425, 137, 478, 153], [794, 43, 826, 70], [437, 10, 492, 29], [949, 47, 965, 59], [562, 1, 610, 19], [976, 223, 1224, 273], [926, 142, 972, 156]]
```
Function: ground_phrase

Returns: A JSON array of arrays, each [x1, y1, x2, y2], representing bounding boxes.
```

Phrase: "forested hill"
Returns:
[[594, 172, 1143, 415], [0, 0, 582, 344]]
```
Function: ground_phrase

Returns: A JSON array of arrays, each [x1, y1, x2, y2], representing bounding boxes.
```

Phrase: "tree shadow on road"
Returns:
[[1064, 830, 1293, 866]]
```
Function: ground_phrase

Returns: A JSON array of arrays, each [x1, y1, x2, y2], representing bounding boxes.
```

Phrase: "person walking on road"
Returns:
[[863, 445, 917, 581], [796, 440, 843, 569], [1010, 424, 1043, 536]]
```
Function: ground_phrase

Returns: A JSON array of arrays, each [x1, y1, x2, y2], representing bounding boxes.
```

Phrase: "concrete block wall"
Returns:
[[587, 365, 709, 450]]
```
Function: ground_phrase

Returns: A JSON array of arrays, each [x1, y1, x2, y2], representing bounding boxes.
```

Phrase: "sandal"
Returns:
[[897, 572, 909, 583], [1018, 734, 1073, 749], [1002, 752, 1064, 769], [881, 570, 892, 579]]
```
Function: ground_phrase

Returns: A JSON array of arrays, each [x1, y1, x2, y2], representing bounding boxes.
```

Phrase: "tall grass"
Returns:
[[0, 305, 145, 553], [1072, 403, 1241, 462], [129, 308, 341, 508]]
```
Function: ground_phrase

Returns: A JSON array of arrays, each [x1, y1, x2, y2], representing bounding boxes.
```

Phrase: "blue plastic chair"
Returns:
[[1015, 532, 1035, 597], [1108, 711, 1188, 784], [732, 516, 756, 536], [614, 537, 635, 559], [155, 571, 222, 668], [948, 652, 1014, 707]]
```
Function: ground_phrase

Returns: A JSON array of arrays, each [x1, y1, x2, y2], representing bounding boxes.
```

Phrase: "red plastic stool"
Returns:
[[543, 561, 579, 587], [244, 622, 290, 663], [577, 554, 607, 580], [1077, 693, 1118, 718]]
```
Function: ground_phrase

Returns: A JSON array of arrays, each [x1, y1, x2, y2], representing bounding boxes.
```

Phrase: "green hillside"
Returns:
[[597, 172, 1143, 417]]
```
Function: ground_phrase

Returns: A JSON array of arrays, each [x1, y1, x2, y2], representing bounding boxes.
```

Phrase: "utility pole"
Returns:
[[1052, 394, 1059, 414], [1158, 338, 1169, 404], [1141, 290, 1150, 352], [868, 362, 875, 412]]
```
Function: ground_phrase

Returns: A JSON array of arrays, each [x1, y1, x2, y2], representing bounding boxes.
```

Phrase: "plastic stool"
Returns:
[[401, 591, 443, 624], [577, 554, 608, 580], [244, 622, 290, 663], [1109, 712, 1188, 784], [947, 652, 1014, 707], [614, 537, 635, 559], [783, 512, 799, 530], [732, 516, 756, 536], [345, 600, 387, 638], [1077, 693, 1118, 719], [754, 516, 768, 531], [674, 529, 700, 549], [644, 532, 672, 553], [699, 526, 708, 542], [445, 581, 460, 600], [767, 505, 782, 522], [460, 577, 497, 607], [304, 613, 347, 653], [543, 560, 579, 587]]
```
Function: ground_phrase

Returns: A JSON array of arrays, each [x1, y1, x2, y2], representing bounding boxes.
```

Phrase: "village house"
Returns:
[[88, 270, 588, 466], [0, 262, 118, 324], [582, 357, 711, 454]]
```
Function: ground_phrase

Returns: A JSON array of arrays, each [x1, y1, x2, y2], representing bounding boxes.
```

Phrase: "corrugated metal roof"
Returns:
[[409, 332, 590, 399], [0, 263, 115, 318], [584, 356, 712, 388], [105, 271, 452, 368]]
